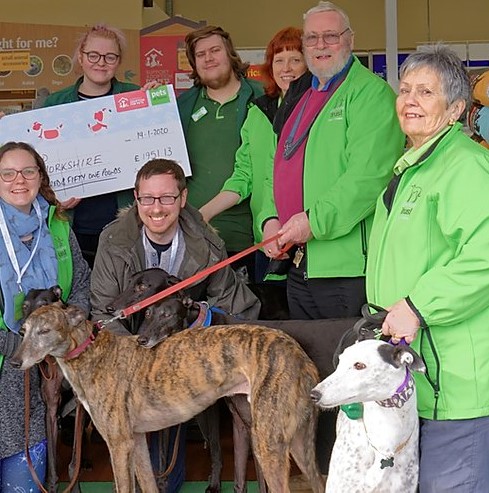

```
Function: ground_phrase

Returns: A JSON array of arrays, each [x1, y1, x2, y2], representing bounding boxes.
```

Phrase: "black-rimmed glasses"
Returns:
[[136, 193, 182, 206], [302, 28, 350, 47], [82, 51, 120, 65], [0, 167, 39, 182]]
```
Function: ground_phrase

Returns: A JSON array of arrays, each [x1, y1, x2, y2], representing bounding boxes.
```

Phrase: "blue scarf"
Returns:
[[0, 196, 58, 332]]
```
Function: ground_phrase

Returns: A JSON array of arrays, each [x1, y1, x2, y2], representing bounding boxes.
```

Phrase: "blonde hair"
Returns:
[[73, 23, 126, 71]]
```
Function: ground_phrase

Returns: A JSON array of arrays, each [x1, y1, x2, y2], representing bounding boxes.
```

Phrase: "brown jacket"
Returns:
[[90, 203, 260, 334]]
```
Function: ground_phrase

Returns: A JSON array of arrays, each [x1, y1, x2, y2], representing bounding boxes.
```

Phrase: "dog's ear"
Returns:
[[378, 344, 426, 373], [51, 285, 63, 301], [64, 305, 87, 327], [181, 296, 194, 308], [157, 268, 181, 286], [167, 274, 182, 286]]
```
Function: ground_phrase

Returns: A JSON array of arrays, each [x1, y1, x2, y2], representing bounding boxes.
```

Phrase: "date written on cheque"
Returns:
[[136, 128, 169, 139], [134, 147, 173, 162]]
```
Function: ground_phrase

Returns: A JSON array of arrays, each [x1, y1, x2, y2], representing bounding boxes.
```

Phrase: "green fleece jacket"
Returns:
[[367, 123, 489, 420], [221, 99, 278, 243], [259, 57, 405, 278]]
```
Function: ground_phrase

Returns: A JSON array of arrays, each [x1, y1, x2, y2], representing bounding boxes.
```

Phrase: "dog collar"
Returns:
[[376, 368, 414, 409], [64, 322, 102, 360], [189, 302, 212, 329]]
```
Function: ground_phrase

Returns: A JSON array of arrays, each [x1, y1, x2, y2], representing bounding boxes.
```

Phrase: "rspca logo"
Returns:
[[114, 90, 149, 112], [400, 184, 421, 219]]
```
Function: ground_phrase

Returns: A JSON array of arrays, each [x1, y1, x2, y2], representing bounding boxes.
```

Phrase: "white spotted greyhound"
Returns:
[[311, 339, 425, 493]]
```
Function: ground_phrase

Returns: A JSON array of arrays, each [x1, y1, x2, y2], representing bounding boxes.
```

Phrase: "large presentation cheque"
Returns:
[[0, 85, 191, 201]]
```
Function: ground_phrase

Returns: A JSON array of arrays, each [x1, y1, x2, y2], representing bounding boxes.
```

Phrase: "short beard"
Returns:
[[199, 69, 235, 90], [307, 48, 350, 84]]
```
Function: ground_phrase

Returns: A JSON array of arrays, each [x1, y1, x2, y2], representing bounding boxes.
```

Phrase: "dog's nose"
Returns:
[[310, 389, 322, 403], [137, 335, 148, 346]]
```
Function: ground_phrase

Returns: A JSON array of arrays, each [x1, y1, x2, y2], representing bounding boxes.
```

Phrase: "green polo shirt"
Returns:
[[185, 87, 253, 252]]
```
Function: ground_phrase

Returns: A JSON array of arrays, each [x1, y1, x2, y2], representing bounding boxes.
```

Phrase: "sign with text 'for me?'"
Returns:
[[0, 85, 191, 201]]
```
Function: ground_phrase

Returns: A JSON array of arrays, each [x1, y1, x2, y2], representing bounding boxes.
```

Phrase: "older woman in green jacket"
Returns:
[[367, 45, 489, 492]]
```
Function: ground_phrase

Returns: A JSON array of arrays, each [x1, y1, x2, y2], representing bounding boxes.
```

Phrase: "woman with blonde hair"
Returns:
[[43, 24, 140, 267]]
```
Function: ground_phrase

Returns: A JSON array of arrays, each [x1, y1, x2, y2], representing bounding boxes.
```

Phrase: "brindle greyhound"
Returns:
[[22, 286, 65, 493], [22, 287, 95, 493], [11, 303, 325, 493], [107, 268, 360, 492]]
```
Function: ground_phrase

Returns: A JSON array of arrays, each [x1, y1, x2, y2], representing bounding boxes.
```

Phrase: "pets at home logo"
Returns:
[[149, 85, 170, 105]]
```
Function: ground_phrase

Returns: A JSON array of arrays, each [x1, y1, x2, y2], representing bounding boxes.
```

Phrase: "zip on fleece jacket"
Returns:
[[367, 123, 489, 420]]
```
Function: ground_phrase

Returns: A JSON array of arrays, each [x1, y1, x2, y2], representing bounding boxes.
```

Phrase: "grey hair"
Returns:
[[304, 1, 351, 30], [399, 44, 470, 111]]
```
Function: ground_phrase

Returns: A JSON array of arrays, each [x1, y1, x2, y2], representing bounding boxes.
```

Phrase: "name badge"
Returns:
[[191, 106, 208, 122]]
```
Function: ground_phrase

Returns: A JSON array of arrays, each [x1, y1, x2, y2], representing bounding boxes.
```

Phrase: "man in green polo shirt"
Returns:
[[178, 25, 263, 278]]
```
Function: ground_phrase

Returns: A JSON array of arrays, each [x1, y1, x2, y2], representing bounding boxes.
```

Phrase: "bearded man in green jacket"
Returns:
[[259, 1, 405, 475]]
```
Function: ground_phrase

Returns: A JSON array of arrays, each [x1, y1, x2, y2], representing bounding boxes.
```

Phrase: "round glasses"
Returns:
[[0, 167, 39, 182], [82, 51, 120, 65], [302, 28, 350, 47], [136, 194, 181, 206]]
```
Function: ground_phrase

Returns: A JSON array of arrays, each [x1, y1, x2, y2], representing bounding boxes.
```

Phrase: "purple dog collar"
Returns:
[[376, 367, 414, 409]]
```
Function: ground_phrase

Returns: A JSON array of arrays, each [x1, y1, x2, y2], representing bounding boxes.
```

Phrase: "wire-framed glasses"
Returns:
[[136, 193, 182, 206], [302, 28, 350, 47]]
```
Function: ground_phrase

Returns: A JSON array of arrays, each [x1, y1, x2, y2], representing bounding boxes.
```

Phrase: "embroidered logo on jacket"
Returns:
[[328, 99, 345, 121], [328, 104, 344, 121], [400, 184, 422, 218]]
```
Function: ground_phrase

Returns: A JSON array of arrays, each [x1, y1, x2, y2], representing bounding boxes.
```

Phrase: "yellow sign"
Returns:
[[0, 50, 30, 71], [0, 22, 140, 98], [0, 89, 36, 100]]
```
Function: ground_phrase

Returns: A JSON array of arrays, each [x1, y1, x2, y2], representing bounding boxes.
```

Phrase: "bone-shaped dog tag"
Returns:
[[293, 247, 304, 268], [380, 457, 394, 469]]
